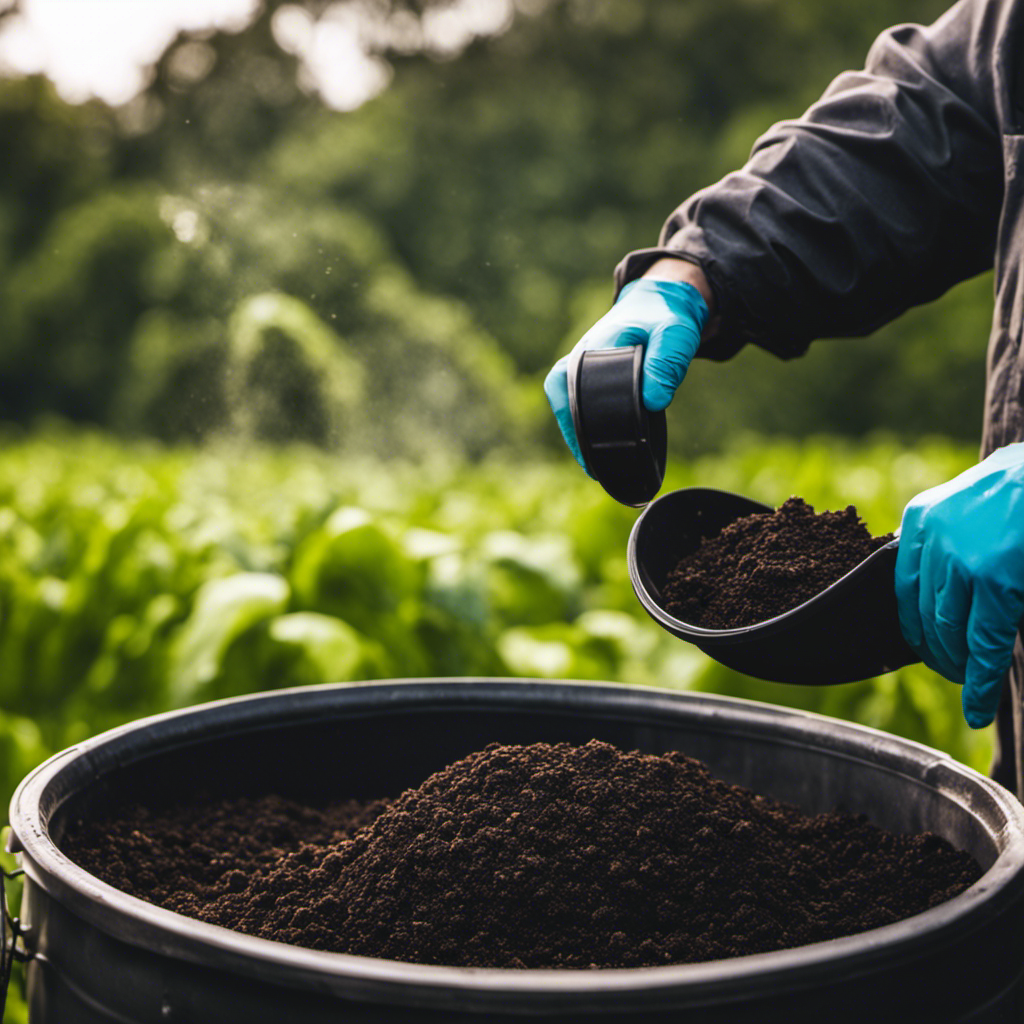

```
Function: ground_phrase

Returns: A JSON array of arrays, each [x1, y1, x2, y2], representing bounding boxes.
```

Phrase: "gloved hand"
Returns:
[[895, 442, 1024, 728], [544, 278, 709, 473]]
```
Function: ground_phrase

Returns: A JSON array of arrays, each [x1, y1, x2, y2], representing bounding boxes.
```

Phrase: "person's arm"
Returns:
[[616, 0, 1007, 362], [638, 258, 720, 341], [639, 258, 715, 314], [616, 0, 1017, 731], [547, 0, 1009, 464]]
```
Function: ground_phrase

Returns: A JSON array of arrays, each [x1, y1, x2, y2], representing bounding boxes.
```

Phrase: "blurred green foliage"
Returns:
[[0, 429, 991, 821], [297, 0, 960, 369], [0, 0, 995, 455]]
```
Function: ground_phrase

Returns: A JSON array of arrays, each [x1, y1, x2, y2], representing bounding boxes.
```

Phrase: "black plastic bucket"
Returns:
[[7, 678, 1024, 1023]]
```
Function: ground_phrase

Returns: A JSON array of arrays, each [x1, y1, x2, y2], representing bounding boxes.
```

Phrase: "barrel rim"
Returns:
[[10, 678, 1024, 1012]]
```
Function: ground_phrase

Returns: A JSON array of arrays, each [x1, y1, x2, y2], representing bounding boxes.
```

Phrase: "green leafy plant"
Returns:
[[0, 428, 987, 796], [0, 427, 990, 1020]]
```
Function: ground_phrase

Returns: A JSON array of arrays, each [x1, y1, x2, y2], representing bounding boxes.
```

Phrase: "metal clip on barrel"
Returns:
[[567, 344, 666, 507], [2, 826, 27, 1018], [1, 860, 8, 1019]]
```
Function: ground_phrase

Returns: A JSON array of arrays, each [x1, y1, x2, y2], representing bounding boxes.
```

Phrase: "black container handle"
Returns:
[[568, 344, 667, 507]]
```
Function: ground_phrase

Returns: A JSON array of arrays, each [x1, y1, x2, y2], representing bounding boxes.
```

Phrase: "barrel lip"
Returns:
[[10, 678, 1024, 1011]]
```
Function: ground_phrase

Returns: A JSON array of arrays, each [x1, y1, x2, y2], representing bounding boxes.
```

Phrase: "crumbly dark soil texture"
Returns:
[[64, 740, 979, 970], [664, 496, 893, 629]]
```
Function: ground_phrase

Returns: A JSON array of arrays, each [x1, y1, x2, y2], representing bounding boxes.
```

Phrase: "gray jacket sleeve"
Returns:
[[615, 0, 1008, 361]]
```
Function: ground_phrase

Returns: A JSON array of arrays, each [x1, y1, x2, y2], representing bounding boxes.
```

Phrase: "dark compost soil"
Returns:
[[663, 496, 893, 629], [64, 739, 979, 970]]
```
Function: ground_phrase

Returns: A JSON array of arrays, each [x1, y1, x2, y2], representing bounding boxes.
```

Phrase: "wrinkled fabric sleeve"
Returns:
[[615, 0, 1008, 361]]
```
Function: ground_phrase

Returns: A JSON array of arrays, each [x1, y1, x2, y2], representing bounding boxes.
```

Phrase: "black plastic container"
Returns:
[[628, 487, 920, 684], [7, 678, 1024, 1022]]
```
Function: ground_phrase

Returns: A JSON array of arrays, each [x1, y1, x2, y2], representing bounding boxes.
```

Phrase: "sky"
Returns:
[[0, 0, 261, 105], [0, 0, 514, 110]]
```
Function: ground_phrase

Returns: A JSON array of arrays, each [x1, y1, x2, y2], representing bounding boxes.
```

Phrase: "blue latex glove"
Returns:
[[895, 442, 1024, 728], [543, 278, 709, 473]]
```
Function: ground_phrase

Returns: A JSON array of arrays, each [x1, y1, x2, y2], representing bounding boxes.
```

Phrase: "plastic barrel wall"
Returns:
[[8, 679, 1024, 1022]]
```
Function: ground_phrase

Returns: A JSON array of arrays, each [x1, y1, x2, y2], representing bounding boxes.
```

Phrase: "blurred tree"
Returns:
[[0, 174, 528, 453], [1, 185, 169, 423], [264, 0, 992, 447], [119, 3, 310, 181], [0, 1, 531, 455], [271, 0, 957, 371], [0, 75, 115, 256], [0, 0, 996, 450]]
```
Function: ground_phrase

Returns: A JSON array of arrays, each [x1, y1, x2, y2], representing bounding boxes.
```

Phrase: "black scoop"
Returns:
[[627, 487, 920, 684]]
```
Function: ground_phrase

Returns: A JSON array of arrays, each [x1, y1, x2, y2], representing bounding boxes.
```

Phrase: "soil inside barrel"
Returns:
[[64, 738, 979, 970], [663, 496, 894, 629]]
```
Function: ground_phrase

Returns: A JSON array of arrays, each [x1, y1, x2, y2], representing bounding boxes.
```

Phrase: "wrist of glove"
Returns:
[[895, 442, 1024, 729], [544, 279, 708, 474]]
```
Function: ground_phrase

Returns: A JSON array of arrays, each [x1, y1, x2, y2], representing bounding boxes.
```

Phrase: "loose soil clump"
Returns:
[[663, 496, 893, 629], [65, 739, 978, 970]]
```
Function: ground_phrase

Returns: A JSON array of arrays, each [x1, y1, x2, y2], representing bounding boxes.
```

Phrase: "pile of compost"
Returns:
[[64, 738, 979, 970], [663, 496, 893, 629]]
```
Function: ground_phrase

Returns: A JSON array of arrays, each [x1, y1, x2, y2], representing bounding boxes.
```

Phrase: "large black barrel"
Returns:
[[7, 678, 1024, 1022]]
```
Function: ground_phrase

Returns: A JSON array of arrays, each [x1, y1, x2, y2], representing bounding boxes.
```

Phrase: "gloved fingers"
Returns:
[[918, 541, 969, 684], [981, 441, 1024, 474], [641, 321, 701, 412], [962, 578, 1022, 729], [543, 357, 591, 476], [894, 511, 925, 656], [575, 313, 646, 355]]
